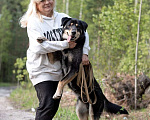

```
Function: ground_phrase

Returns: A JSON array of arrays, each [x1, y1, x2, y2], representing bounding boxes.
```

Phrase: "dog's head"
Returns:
[[61, 17, 88, 42]]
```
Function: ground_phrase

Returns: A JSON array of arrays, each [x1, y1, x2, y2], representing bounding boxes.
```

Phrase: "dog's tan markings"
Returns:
[[76, 32, 80, 39], [71, 23, 73, 26], [76, 24, 78, 26], [68, 29, 72, 36], [37, 37, 47, 43], [76, 100, 88, 120], [37, 37, 58, 64], [68, 53, 73, 62], [53, 73, 78, 99], [47, 53, 55, 64]]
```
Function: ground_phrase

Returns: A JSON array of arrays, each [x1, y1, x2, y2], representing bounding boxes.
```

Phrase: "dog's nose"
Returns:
[[72, 32, 76, 35]]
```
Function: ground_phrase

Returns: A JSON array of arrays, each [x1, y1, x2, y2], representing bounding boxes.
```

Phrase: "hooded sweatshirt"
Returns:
[[26, 11, 90, 86]]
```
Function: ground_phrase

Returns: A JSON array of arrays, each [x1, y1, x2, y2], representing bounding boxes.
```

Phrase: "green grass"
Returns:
[[0, 82, 17, 87], [10, 87, 38, 110], [54, 107, 78, 120]]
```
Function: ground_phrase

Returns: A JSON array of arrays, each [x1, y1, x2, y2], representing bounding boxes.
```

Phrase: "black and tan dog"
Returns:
[[37, 17, 128, 120]]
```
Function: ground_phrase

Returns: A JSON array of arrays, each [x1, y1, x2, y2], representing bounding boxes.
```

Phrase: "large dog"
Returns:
[[37, 17, 128, 120]]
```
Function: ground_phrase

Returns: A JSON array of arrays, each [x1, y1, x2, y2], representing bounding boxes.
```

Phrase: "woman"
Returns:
[[20, 0, 90, 119]]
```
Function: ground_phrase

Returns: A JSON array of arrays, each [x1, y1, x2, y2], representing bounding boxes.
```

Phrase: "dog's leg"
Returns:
[[89, 104, 94, 120], [37, 37, 48, 43], [53, 72, 78, 99], [76, 99, 89, 120], [61, 57, 67, 75]]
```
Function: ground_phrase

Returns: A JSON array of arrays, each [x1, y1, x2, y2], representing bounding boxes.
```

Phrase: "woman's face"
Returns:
[[36, 0, 55, 17]]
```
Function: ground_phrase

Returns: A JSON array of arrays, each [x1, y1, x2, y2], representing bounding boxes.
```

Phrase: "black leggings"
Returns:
[[34, 81, 61, 120]]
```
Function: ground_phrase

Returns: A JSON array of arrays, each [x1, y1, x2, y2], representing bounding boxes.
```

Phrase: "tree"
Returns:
[[66, 0, 69, 15], [92, 0, 150, 79], [135, 0, 142, 110], [83, 0, 114, 74], [134, 0, 138, 13], [79, 0, 84, 19], [0, 0, 29, 82], [0, 5, 13, 82]]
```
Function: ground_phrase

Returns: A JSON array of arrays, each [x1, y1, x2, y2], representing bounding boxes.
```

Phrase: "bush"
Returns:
[[13, 57, 32, 88]]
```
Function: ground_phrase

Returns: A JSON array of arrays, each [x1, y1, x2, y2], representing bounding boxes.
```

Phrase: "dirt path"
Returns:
[[0, 86, 35, 120]]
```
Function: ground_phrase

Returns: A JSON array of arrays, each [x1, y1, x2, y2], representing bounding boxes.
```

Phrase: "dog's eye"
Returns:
[[76, 25, 81, 28]]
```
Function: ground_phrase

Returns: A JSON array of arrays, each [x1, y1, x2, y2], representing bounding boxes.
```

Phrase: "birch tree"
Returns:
[[63, 0, 66, 13], [135, 0, 142, 110], [66, 0, 69, 15], [134, 0, 138, 13], [79, 0, 83, 19]]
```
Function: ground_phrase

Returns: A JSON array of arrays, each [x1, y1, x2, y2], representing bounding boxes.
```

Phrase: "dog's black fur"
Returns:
[[37, 17, 129, 120]]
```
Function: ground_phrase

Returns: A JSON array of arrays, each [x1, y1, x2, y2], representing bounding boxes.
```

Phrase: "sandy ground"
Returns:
[[0, 87, 35, 120]]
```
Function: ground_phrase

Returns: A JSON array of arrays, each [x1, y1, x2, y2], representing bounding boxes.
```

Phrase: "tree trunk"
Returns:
[[66, 0, 69, 15], [63, 0, 66, 13], [134, 0, 138, 13], [79, 0, 83, 19], [149, 38, 150, 58], [54, 0, 57, 11], [135, 0, 142, 110], [97, 35, 100, 67]]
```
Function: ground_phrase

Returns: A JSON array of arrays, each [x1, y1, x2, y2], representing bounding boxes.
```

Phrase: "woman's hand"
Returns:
[[82, 54, 89, 65]]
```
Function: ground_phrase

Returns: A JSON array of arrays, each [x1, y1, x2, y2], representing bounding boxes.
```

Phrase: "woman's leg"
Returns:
[[34, 81, 61, 120]]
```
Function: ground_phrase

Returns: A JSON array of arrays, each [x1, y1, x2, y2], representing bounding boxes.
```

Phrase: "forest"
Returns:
[[0, 0, 150, 118], [0, 0, 150, 83], [0, 0, 149, 81]]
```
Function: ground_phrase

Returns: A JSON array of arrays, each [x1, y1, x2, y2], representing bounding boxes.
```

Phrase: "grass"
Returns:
[[0, 82, 17, 87], [10, 87, 38, 110], [54, 106, 78, 120]]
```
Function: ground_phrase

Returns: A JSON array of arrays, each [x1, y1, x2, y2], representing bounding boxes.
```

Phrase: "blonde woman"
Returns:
[[20, 0, 90, 119]]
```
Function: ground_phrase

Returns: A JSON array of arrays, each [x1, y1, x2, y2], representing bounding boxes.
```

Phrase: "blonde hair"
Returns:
[[20, 0, 54, 28]]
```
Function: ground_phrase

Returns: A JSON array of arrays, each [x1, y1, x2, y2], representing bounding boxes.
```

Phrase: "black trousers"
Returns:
[[34, 81, 61, 120]]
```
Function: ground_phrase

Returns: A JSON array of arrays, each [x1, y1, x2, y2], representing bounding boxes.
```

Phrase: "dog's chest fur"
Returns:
[[62, 45, 83, 69]]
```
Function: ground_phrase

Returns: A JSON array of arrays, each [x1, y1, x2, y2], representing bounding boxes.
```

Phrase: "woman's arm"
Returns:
[[82, 31, 90, 65], [27, 20, 69, 54], [83, 31, 90, 55]]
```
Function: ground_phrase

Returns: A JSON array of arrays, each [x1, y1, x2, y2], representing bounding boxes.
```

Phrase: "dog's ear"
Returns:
[[80, 20, 88, 32], [61, 17, 71, 27]]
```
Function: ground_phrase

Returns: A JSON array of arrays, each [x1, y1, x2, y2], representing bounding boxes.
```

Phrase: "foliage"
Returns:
[[92, 0, 150, 79], [0, 0, 28, 82], [56, 0, 82, 19], [20, 0, 30, 12], [0, 5, 13, 82], [13, 57, 32, 88], [0, 5, 12, 61], [1, 0, 150, 114], [0, 0, 4, 12]]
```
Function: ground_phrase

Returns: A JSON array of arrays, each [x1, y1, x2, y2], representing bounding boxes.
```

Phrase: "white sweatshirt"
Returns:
[[26, 11, 90, 86]]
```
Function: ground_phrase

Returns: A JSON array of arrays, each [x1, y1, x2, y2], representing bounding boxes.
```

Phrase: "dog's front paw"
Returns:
[[37, 37, 47, 43], [53, 91, 62, 99]]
